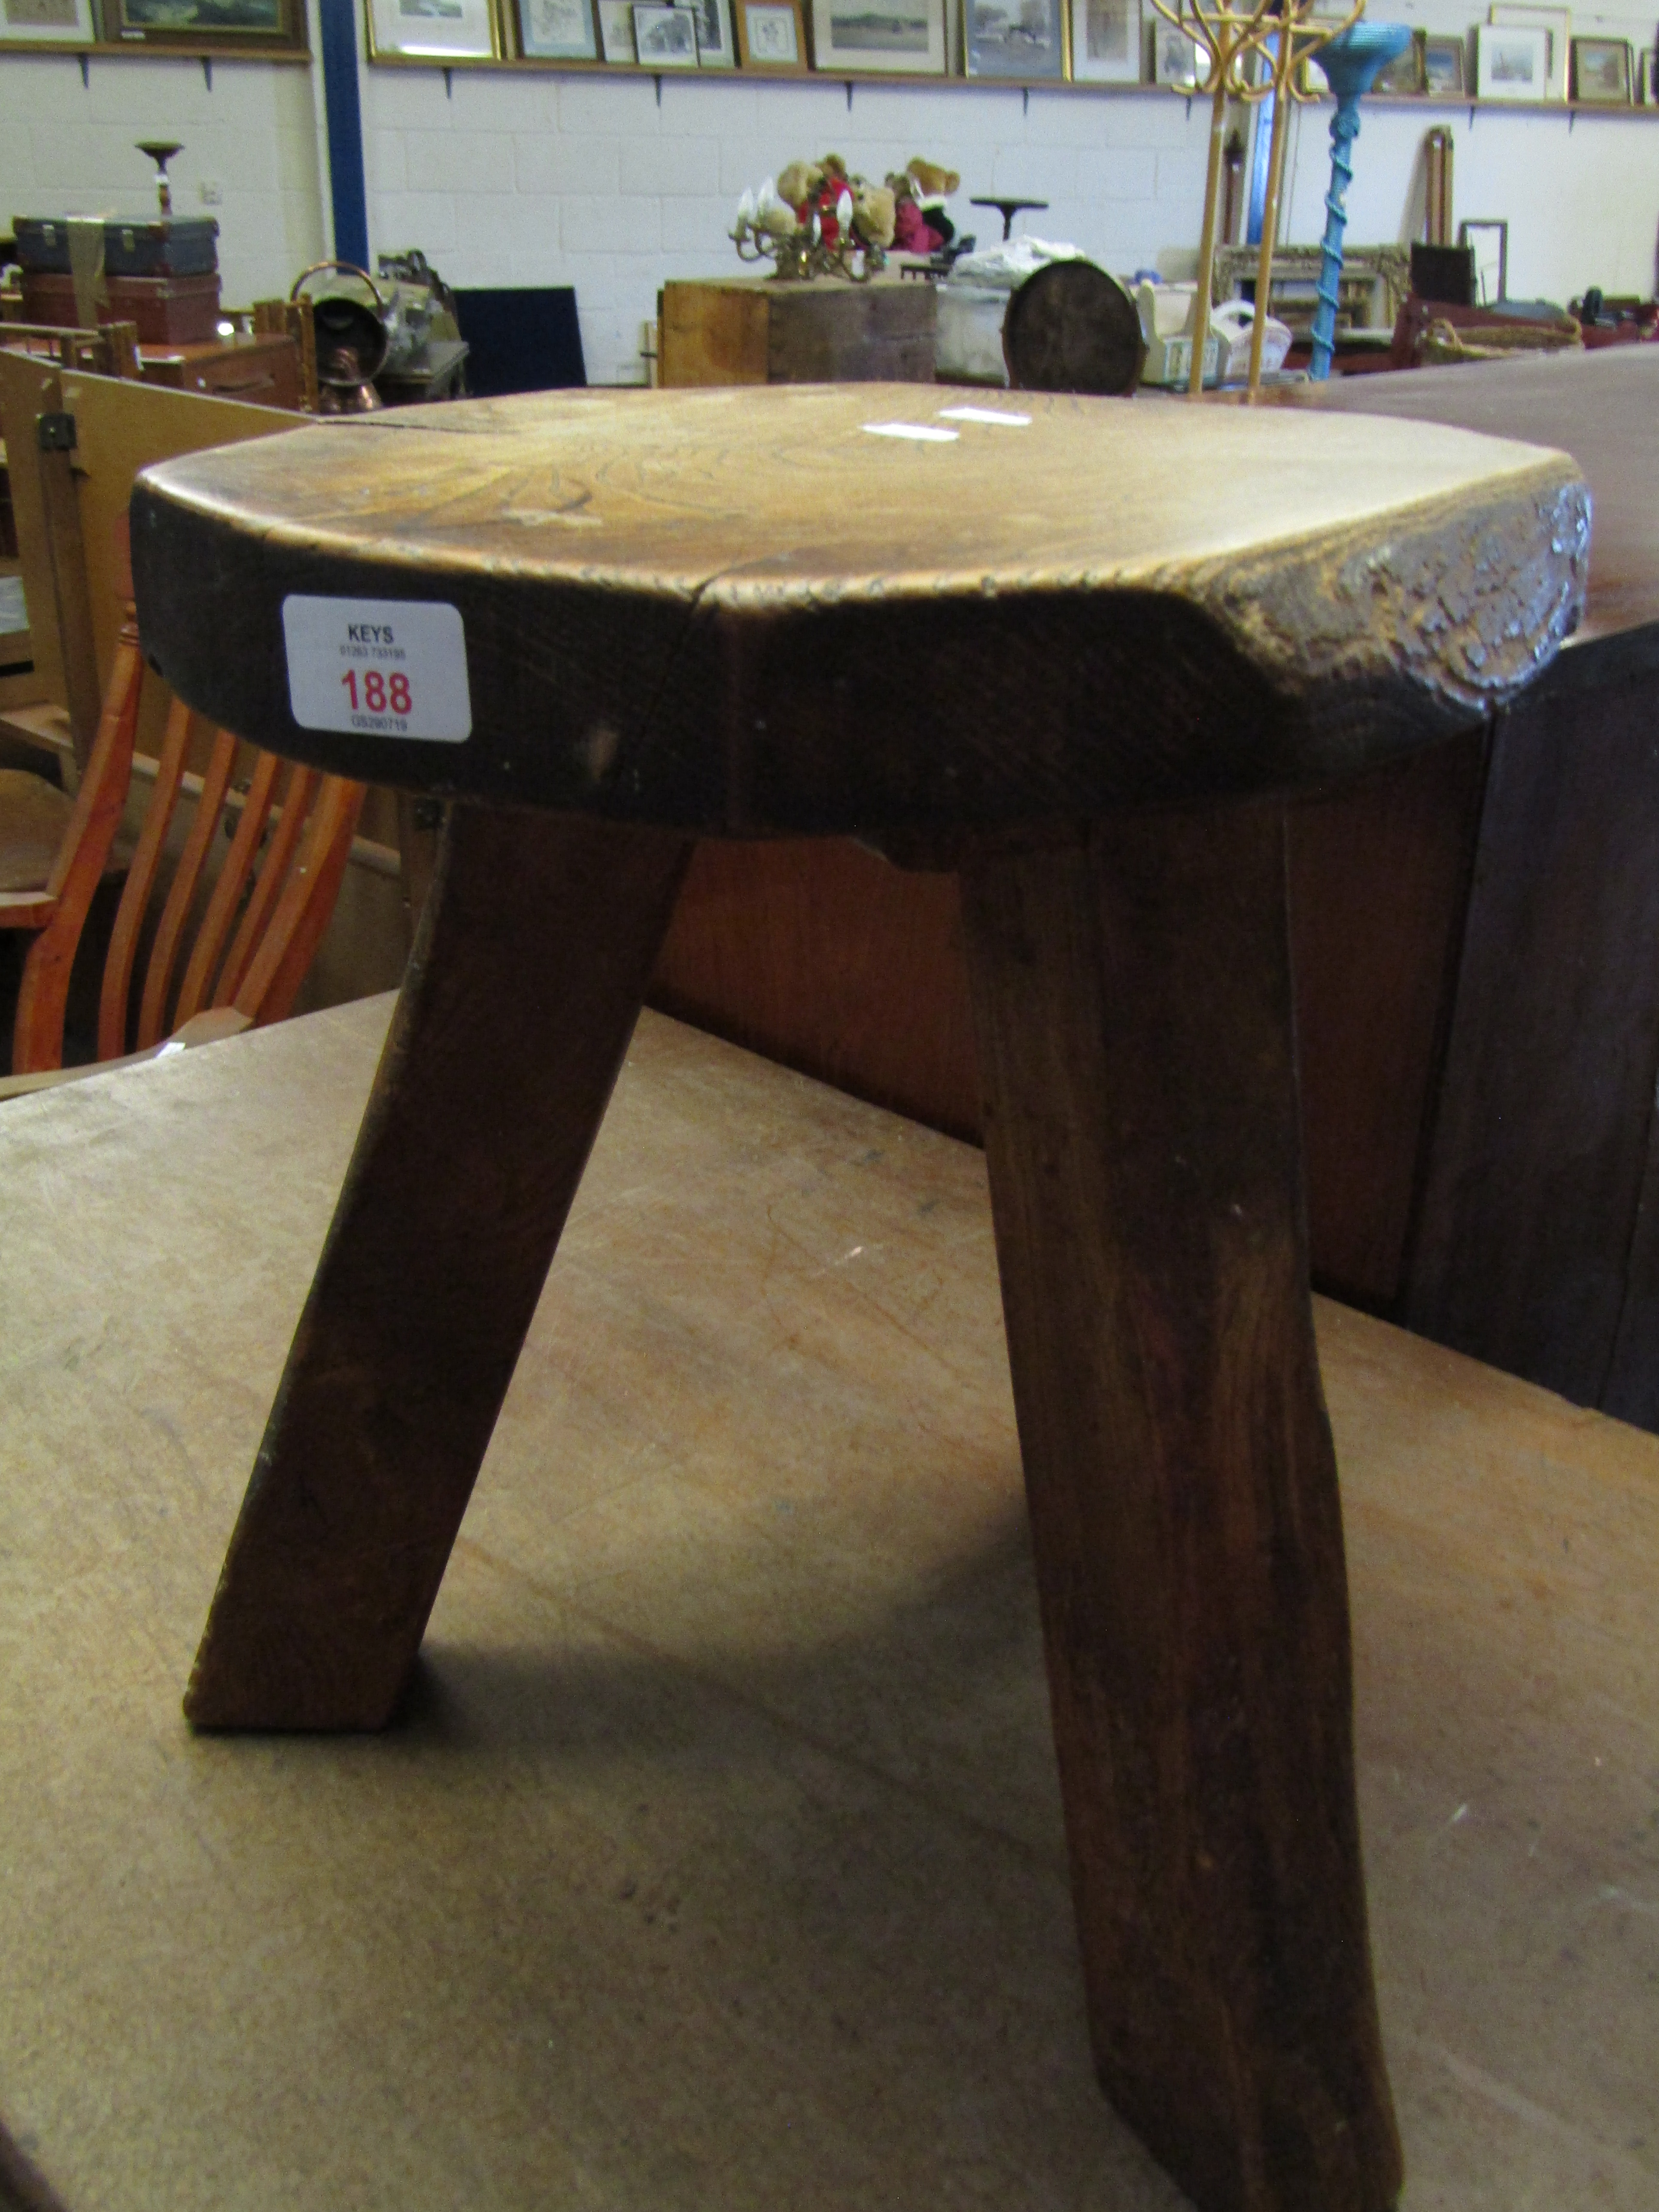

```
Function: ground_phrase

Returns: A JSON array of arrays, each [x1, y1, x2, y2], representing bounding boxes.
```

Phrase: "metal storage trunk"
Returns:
[[10, 215, 219, 277]]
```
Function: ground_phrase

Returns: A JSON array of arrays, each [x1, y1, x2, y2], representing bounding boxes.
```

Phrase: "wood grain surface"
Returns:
[[6, 995, 1658, 2212], [130, 385, 1587, 833], [185, 803, 690, 1729], [961, 805, 1399, 2212], [1272, 344, 1657, 653], [658, 279, 937, 389]]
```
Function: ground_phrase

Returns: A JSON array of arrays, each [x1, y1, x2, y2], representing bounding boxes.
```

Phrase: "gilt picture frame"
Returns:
[[1487, 3, 1568, 99], [110, 0, 302, 42], [365, 0, 500, 59], [1571, 34, 1631, 101], [809, 0, 947, 75], [735, 0, 803, 67]]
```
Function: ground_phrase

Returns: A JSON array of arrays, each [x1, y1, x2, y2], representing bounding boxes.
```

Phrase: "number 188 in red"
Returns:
[[342, 668, 412, 716]]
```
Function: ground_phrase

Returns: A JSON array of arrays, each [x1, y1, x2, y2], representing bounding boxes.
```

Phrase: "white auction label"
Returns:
[[282, 595, 472, 744]]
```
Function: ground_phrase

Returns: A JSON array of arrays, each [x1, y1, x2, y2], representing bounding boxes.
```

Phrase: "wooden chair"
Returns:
[[0, 519, 365, 1096]]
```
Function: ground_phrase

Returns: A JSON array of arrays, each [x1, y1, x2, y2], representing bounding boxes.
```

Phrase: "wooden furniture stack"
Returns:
[[6, 215, 307, 412], [129, 384, 1585, 2212], [14, 212, 224, 346]]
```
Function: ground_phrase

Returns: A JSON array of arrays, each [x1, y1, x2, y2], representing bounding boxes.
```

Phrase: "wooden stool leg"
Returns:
[[959, 807, 1401, 2212], [185, 806, 692, 1732]]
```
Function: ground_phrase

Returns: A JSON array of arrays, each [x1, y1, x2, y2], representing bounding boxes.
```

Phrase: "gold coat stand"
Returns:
[[1151, 0, 1363, 395]]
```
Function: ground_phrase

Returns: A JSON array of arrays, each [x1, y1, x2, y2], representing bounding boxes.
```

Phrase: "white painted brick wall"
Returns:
[[355, 3, 1659, 383], [0, 46, 327, 306], [360, 65, 1234, 378], [3, 0, 1654, 384]]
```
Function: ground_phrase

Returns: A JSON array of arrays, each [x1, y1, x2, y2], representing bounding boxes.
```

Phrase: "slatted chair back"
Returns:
[[3, 517, 365, 1078]]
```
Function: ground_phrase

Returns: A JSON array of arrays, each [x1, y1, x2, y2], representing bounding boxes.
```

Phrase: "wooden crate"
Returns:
[[659, 276, 936, 388]]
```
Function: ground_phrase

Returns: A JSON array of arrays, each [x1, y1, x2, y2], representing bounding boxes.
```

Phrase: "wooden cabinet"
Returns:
[[649, 737, 1486, 1314], [659, 276, 936, 388], [138, 334, 302, 411]]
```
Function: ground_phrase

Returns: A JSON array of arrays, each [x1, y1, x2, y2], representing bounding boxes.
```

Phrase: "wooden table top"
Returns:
[[1279, 345, 1657, 653], [3, 996, 1656, 2209], [131, 383, 1588, 835]]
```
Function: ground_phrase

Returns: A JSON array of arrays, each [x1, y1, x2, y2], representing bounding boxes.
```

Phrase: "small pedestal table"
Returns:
[[132, 385, 1587, 2212]]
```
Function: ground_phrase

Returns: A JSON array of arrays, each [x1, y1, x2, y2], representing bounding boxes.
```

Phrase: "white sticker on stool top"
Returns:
[[860, 422, 958, 443], [282, 595, 472, 743], [936, 406, 1032, 426]]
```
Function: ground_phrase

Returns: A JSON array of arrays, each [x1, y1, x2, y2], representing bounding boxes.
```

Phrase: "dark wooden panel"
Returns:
[[1602, 1088, 1659, 1430], [650, 838, 980, 1141], [659, 280, 939, 389], [1405, 667, 1659, 1404], [1288, 735, 1487, 1307], [766, 280, 936, 383], [651, 737, 1486, 1308]]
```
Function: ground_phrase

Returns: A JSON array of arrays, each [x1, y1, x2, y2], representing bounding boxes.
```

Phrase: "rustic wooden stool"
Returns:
[[131, 385, 1586, 2212]]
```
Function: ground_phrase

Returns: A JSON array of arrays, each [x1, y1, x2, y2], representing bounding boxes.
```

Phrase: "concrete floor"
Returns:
[[1, 996, 1654, 2209]]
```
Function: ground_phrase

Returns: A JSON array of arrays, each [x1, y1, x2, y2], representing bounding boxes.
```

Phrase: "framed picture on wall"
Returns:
[[966, 0, 1064, 77], [1571, 35, 1631, 100], [1370, 29, 1425, 93], [1641, 44, 1656, 101], [734, 0, 803, 66], [107, 0, 302, 40], [1487, 3, 1568, 98], [1068, 0, 1138, 82], [366, 0, 500, 57], [1150, 12, 1200, 87], [1423, 33, 1465, 92], [678, 0, 735, 63], [632, 0, 696, 60], [1475, 21, 1547, 98], [808, 0, 946, 74], [596, 0, 634, 53], [0, 0, 97, 46], [517, 0, 597, 55]]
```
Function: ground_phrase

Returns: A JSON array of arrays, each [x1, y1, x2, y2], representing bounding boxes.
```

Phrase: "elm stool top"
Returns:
[[131, 383, 1586, 832], [131, 384, 1586, 2212]]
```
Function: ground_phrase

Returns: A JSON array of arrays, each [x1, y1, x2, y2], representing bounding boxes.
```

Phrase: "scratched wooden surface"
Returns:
[[1271, 344, 1657, 655], [1, 998, 1655, 2212], [129, 385, 1587, 833]]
